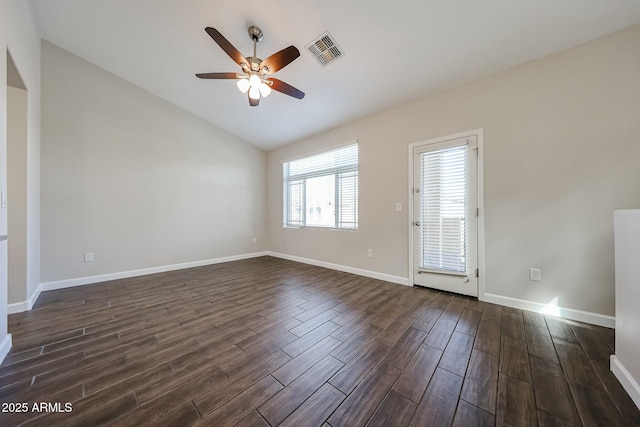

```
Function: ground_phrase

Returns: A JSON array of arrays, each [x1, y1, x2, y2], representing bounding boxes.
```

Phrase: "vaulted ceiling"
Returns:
[[31, 0, 640, 150]]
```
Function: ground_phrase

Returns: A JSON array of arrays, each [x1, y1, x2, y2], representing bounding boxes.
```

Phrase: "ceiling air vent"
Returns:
[[306, 32, 345, 67]]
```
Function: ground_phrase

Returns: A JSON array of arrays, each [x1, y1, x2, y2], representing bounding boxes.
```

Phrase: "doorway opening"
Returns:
[[409, 129, 484, 298], [6, 50, 29, 310]]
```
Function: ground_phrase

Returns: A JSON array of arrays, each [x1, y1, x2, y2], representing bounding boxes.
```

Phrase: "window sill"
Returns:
[[283, 226, 358, 232]]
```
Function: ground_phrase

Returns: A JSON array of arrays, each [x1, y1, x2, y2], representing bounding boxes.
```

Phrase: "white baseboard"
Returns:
[[7, 300, 29, 315], [39, 251, 268, 293], [0, 333, 12, 364], [483, 292, 615, 328], [265, 254, 613, 328], [13, 251, 614, 332], [611, 355, 640, 409], [267, 251, 409, 286], [8, 283, 42, 315]]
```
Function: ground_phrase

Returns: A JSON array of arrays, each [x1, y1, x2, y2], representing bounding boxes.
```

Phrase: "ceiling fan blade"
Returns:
[[195, 72, 239, 79], [248, 94, 260, 107], [205, 27, 248, 67], [260, 46, 300, 74], [268, 78, 305, 99]]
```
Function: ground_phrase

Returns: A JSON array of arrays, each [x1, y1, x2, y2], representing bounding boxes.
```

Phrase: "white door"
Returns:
[[412, 135, 478, 296]]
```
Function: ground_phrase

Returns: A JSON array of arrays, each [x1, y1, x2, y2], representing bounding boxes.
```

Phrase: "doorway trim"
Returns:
[[408, 128, 485, 300]]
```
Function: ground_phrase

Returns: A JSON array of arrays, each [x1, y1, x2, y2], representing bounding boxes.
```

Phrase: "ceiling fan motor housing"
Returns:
[[245, 56, 264, 72]]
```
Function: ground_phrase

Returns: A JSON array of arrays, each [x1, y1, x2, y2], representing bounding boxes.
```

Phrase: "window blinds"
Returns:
[[420, 144, 468, 274], [283, 143, 358, 229]]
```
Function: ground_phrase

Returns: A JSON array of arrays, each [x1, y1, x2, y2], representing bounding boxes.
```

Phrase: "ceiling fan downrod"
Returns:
[[248, 25, 263, 54]]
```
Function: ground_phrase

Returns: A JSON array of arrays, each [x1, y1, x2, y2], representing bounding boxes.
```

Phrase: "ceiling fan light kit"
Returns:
[[236, 78, 250, 93], [196, 26, 305, 106]]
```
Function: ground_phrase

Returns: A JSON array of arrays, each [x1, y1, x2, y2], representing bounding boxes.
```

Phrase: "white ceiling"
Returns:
[[31, 0, 640, 150]]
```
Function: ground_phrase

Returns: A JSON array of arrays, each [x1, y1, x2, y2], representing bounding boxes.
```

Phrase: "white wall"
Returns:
[[0, 45, 7, 358], [7, 86, 28, 304], [40, 42, 267, 284], [612, 210, 640, 408], [0, 0, 41, 358], [267, 24, 640, 320]]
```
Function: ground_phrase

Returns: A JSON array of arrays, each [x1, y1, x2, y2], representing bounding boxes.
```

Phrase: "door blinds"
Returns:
[[420, 143, 468, 274]]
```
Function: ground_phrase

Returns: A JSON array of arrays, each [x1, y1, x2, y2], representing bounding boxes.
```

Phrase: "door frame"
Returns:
[[408, 129, 485, 300]]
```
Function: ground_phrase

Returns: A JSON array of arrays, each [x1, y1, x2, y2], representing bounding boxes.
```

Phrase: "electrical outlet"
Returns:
[[252, 237, 257, 244], [529, 268, 542, 282], [84, 252, 94, 262], [367, 249, 373, 258]]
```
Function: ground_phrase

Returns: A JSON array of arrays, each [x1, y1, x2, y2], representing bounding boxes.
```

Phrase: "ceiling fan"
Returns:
[[196, 26, 305, 107]]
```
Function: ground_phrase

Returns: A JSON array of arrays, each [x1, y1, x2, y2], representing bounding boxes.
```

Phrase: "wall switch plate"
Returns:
[[252, 237, 257, 244], [367, 249, 373, 258], [529, 268, 542, 281], [395, 203, 402, 212], [84, 252, 94, 262]]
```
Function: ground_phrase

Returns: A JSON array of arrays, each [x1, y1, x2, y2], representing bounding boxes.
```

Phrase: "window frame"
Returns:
[[282, 142, 359, 231]]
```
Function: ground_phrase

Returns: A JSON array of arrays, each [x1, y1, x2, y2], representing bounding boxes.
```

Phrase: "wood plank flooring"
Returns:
[[1, 256, 638, 426]]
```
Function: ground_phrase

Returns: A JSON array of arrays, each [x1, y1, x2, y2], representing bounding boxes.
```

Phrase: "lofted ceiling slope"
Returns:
[[31, 0, 640, 150]]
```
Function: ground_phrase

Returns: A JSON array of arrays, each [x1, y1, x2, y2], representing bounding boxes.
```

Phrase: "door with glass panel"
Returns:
[[412, 136, 478, 296]]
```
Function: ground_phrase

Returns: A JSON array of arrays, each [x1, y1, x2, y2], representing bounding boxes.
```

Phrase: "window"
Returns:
[[283, 143, 358, 230]]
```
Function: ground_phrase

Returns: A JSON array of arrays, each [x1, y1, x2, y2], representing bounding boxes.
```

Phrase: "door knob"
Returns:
[[414, 221, 420, 226]]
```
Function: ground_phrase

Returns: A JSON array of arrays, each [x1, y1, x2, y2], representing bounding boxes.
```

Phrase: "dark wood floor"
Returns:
[[1, 257, 639, 426]]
